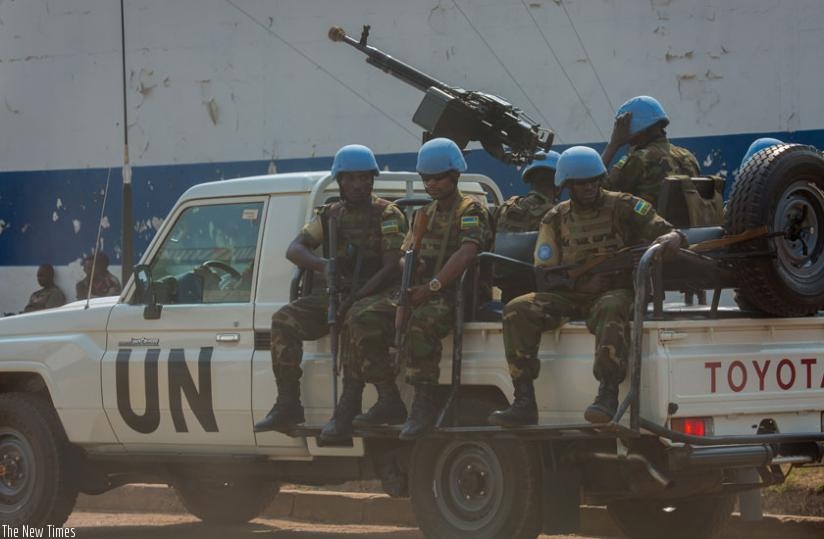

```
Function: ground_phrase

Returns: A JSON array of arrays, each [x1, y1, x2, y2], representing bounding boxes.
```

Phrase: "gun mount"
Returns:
[[329, 25, 554, 165]]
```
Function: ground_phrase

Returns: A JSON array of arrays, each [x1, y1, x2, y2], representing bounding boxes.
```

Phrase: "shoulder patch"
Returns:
[[633, 199, 652, 216], [615, 155, 628, 168], [460, 215, 480, 230], [381, 220, 400, 234], [536, 243, 553, 261]]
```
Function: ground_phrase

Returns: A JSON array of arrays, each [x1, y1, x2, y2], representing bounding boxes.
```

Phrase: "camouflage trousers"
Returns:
[[503, 289, 633, 383], [270, 291, 399, 384], [351, 292, 455, 385]]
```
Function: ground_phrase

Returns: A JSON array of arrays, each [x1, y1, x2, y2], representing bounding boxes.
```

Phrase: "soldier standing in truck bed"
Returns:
[[601, 96, 700, 205], [253, 145, 408, 444], [488, 146, 684, 427]]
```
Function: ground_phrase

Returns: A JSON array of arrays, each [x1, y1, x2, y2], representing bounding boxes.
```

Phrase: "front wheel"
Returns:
[[0, 393, 78, 527], [409, 437, 542, 539], [607, 494, 735, 539], [173, 478, 279, 524]]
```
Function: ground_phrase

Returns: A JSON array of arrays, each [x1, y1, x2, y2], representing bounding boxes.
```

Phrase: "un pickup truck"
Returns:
[[0, 166, 823, 539]]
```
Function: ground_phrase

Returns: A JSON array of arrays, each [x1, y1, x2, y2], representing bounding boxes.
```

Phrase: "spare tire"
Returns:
[[725, 143, 824, 316]]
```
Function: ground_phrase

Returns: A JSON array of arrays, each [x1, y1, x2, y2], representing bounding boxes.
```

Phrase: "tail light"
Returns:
[[671, 417, 714, 436]]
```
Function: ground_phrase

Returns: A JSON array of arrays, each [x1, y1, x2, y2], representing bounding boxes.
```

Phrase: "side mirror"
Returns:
[[134, 264, 162, 320]]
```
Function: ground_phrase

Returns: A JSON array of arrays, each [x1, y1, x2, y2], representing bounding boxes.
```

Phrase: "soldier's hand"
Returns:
[[408, 284, 432, 307], [574, 273, 610, 295], [609, 112, 633, 148], [653, 230, 685, 256]]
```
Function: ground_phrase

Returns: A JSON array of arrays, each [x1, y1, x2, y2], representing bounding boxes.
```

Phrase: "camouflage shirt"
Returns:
[[300, 195, 407, 289], [534, 189, 673, 268], [605, 136, 700, 204], [76, 271, 121, 300], [493, 190, 555, 233], [23, 285, 66, 312], [404, 191, 493, 281]]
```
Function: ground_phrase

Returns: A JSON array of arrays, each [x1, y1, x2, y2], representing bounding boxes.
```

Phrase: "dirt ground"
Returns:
[[763, 465, 824, 517]]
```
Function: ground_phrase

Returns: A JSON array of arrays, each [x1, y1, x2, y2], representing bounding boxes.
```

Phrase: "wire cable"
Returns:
[[85, 167, 112, 310], [520, 0, 605, 140], [224, 0, 419, 141], [451, 0, 560, 140], [558, 0, 616, 114]]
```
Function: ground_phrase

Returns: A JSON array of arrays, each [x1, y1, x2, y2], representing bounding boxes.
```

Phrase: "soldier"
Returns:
[[601, 96, 700, 205], [348, 138, 493, 440], [23, 264, 66, 312], [493, 151, 560, 233], [253, 145, 408, 443], [487, 146, 684, 427], [76, 251, 121, 300]]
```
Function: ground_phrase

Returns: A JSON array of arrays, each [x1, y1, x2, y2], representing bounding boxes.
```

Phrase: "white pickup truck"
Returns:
[[0, 168, 823, 539]]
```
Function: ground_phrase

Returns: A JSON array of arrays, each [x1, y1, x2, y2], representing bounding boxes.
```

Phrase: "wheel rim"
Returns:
[[0, 428, 36, 515], [773, 180, 824, 287], [432, 440, 504, 531]]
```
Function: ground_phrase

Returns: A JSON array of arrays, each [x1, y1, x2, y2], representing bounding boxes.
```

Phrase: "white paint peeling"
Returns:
[[72, 220, 81, 234], [0, 220, 7, 236], [151, 216, 164, 230], [703, 154, 713, 167], [52, 211, 59, 222], [56, 198, 63, 209], [100, 216, 110, 229]]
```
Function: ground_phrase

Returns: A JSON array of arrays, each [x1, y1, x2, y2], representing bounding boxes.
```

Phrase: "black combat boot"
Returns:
[[584, 380, 619, 424], [352, 381, 408, 427], [318, 378, 365, 444], [253, 379, 305, 433], [486, 378, 538, 427], [399, 384, 438, 441]]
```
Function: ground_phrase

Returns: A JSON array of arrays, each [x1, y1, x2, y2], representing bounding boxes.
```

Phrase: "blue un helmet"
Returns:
[[522, 150, 561, 183], [330, 144, 380, 179], [740, 138, 783, 170], [616, 95, 670, 137], [555, 146, 607, 188], [416, 138, 467, 175]]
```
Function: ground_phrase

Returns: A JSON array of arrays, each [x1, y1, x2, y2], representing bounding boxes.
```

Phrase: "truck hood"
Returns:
[[0, 297, 118, 337]]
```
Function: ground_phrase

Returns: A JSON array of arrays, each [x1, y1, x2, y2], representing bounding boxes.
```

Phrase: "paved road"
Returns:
[[63, 512, 612, 538]]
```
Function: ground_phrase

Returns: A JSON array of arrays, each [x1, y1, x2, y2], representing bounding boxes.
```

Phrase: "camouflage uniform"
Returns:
[[493, 191, 555, 233], [351, 192, 493, 385], [270, 196, 406, 384], [23, 285, 66, 312], [75, 271, 121, 300], [604, 135, 700, 204], [504, 190, 673, 384]]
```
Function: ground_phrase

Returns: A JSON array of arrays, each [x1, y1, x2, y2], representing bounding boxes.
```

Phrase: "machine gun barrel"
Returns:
[[329, 24, 554, 165], [329, 26, 453, 94]]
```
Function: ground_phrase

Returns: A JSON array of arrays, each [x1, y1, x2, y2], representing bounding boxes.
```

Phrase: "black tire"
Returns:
[[726, 143, 824, 316], [408, 397, 541, 539], [173, 478, 279, 524], [0, 393, 78, 527], [607, 494, 735, 539]]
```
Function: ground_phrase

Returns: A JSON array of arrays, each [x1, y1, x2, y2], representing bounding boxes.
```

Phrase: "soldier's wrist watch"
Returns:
[[428, 278, 442, 292]]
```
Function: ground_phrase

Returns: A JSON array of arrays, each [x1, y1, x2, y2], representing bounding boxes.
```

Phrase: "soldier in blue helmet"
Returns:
[[488, 146, 683, 427], [254, 144, 409, 443], [494, 151, 561, 233], [601, 96, 700, 205]]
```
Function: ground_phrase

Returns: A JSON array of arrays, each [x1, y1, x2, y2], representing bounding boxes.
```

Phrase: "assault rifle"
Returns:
[[393, 210, 430, 370], [329, 25, 553, 165], [326, 215, 340, 406]]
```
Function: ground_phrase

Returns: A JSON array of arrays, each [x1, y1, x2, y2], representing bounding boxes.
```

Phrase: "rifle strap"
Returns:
[[433, 194, 461, 274]]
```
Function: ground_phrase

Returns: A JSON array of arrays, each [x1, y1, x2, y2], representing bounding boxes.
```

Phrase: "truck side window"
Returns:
[[148, 202, 263, 304]]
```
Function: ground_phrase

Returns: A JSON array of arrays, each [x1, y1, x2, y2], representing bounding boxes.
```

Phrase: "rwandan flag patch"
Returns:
[[633, 199, 651, 216], [381, 220, 399, 234], [460, 216, 480, 229]]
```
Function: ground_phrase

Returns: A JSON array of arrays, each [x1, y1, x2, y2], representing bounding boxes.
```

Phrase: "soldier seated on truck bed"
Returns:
[[493, 151, 560, 303], [488, 146, 684, 427], [253, 144, 408, 443]]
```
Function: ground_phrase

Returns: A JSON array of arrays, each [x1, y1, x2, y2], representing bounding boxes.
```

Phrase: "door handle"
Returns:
[[216, 333, 240, 343]]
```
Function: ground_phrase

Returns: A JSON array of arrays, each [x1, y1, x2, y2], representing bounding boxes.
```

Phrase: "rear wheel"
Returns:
[[607, 494, 735, 539], [726, 143, 824, 315], [173, 478, 279, 524]]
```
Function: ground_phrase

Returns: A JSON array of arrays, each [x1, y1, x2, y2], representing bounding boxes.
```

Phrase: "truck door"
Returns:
[[102, 198, 264, 449]]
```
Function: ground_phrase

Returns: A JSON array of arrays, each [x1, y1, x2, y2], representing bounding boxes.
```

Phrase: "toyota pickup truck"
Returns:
[[1, 167, 823, 539]]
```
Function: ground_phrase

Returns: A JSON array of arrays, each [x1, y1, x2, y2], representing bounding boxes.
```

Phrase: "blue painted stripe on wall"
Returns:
[[1, 129, 822, 266]]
